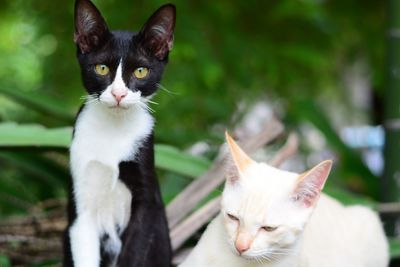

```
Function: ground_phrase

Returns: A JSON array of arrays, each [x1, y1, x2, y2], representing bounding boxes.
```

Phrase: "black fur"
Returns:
[[64, 1, 175, 266], [117, 135, 171, 266]]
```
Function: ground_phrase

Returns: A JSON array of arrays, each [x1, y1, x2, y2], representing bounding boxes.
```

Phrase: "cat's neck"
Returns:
[[72, 101, 154, 168]]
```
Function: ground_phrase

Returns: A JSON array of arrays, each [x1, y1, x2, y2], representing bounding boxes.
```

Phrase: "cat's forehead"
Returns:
[[107, 31, 137, 57], [112, 30, 136, 41], [244, 162, 298, 187], [222, 163, 298, 210], [101, 31, 135, 53], [84, 31, 152, 66]]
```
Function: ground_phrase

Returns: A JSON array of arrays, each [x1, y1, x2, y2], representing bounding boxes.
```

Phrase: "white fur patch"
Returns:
[[70, 64, 154, 266]]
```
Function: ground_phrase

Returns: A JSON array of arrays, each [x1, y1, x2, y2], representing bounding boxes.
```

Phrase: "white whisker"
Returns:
[[85, 98, 99, 105], [138, 101, 155, 114], [156, 83, 179, 95], [143, 99, 159, 105], [80, 94, 100, 106]]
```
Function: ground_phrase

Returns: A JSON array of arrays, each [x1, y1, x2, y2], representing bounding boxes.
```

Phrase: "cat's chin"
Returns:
[[230, 247, 283, 263], [240, 253, 281, 264]]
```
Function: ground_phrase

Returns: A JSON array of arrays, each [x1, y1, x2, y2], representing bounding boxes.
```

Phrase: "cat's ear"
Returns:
[[74, 0, 110, 54], [225, 131, 254, 184], [292, 160, 333, 207], [138, 4, 176, 60]]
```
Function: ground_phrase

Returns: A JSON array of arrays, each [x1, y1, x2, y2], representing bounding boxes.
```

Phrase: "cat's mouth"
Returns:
[[104, 100, 155, 114], [228, 241, 288, 262], [107, 102, 132, 110]]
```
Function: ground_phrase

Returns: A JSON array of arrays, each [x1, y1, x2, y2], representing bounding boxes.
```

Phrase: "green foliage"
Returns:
[[287, 98, 379, 198], [0, 122, 71, 147], [390, 238, 400, 259], [156, 144, 210, 178], [0, 0, 385, 142], [0, 255, 11, 267]]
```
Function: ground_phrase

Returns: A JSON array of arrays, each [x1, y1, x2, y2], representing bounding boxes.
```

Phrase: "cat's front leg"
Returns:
[[69, 212, 101, 267], [117, 204, 171, 267], [116, 158, 171, 267]]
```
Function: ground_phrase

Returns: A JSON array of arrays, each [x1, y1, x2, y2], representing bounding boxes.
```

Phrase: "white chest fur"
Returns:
[[69, 103, 154, 267]]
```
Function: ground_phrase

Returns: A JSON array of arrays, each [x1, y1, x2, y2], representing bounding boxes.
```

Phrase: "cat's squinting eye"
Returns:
[[262, 226, 278, 232], [133, 67, 149, 79], [227, 213, 239, 221], [95, 64, 110, 76]]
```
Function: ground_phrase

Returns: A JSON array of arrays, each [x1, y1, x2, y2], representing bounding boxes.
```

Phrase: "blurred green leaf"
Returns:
[[0, 87, 75, 123], [160, 172, 190, 204], [0, 122, 71, 148], [390, 238, 400, 259], [155, 144, 210, 178], [324, 185, 376, 208], [0, 255, 11, 267], [0, 151, 68, 188]]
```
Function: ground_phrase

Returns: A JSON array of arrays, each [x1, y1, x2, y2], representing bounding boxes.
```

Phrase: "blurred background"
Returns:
[[0, 0, 399, 266]]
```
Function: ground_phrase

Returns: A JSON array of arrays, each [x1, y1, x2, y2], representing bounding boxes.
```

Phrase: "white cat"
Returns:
[[179, 132, 389, 267]]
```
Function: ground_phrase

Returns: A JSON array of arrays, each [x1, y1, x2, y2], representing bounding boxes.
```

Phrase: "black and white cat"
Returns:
[[64, 1, 175, 266]]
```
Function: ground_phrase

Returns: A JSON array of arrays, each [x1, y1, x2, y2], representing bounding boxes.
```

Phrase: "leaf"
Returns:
[[0, 255, 11, 267], [0, 122, 72, 148], [390, 238, 400, 259], [0, 151, 69, 189], [0, 87, 75, 123], [155, 144, 210, 178], [324, 185, 376, 208]]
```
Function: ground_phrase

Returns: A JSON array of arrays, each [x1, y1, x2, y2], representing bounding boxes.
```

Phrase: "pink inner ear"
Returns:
[[226, 162, 240, 185], [293, 161, 332, 207]]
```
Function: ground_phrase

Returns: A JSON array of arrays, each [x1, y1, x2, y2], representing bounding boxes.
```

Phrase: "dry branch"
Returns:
[[269, 132, 298, 167], [170, 196, 221, 250], [378, 202, 400, 214], [0, 201, 66, 266]]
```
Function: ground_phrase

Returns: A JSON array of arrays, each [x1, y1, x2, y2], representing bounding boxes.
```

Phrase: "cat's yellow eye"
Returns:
[[227, 213, 239, 222], [95, 64, 110, 76], [133, 67, 149, 79], [262, 226, 278, 232]]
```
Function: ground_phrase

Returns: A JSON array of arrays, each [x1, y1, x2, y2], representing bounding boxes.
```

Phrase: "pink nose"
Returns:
[[235, 241, 251, 254], [111, 89, 128, 103]]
